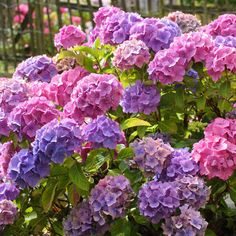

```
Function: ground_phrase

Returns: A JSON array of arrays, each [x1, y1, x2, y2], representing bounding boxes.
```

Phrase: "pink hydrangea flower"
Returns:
[[205, 45, 236, 81], [54, 25, 86, 50], [46, 66, 89, 107], [113, 39, 150, 70], [148, 32, 214, 84], [8, 97, 60, 140], [70, 73, 123, 119], [0, 142, 14, 178], [192, 136, 236, 180], [72, 16, 81, 25], [201, 14, 236, 37], [0, 109, 10, 137]]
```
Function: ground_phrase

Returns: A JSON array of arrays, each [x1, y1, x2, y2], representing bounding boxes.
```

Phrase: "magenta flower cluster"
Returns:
[[120, 80, 160, 115], [166, 11, 201, 33], [130, 18, 181, 52], [69, 73, 123, 119], [13, 55, 57, 83], [192, 118, 236, 180], [8, 97, 60, 140], [162, 205, 208, 236], [54, 25, 86, 50], [82, 116, 125, 149], [201, 14, 236, 37], [130, 137, 173, 177], [113, 39, 150, 70], [0, 200, 17, 227], [148, 32, 214, 84]]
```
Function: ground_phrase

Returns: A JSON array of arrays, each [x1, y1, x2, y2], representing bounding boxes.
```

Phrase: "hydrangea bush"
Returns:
[[1, 7, 236, 236]]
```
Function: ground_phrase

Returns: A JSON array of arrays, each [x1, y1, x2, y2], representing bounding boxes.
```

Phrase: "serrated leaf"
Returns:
[[117, 148, 134, 160], [69, 163, 90, 192], [121, 118, 151, 130], [41, 180, 58, 213]]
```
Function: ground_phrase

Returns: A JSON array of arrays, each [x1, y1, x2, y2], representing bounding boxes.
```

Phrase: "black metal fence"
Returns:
[[0, 0, 236, 76]]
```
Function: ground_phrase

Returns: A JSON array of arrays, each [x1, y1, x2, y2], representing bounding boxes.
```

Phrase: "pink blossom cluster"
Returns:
[[8, 97, 60, 140], [54, 25, 86, 50], [201, 14, 236, 37], [113, 39, 150, 70], [148, 32, 214, 84], [64, 73, 123, 121], [205, 45, 236, 81], [192, 118, 236, 180]]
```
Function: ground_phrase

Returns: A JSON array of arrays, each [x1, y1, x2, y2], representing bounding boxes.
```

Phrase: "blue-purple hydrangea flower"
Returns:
[[176, 175, 210, 209], [13, 55, 58, 83], [89, 175, 133, 226], [215, 35, 236, 48], [63, 201, 108, 236], [82, 116, 125, 149], [120, 80, 160, 115], [32, 118, 83, 166], [0, 200, 17, 226], [130, 137, 173, 177], [0, 183, 19, 201], [130, 18, 181, 52], [166, 148, 199, 179], [138, 180, 180, 224], [162, 205, 208, 236], [7, 149, 42, 189]]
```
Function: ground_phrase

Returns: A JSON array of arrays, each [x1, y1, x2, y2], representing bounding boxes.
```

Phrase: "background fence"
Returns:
[[0, 0, 236, 76]]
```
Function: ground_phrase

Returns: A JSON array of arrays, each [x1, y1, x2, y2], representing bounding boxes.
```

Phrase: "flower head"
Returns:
[[166, 11, 201, 33], [71, 73, 123, 119], [32, 118, 83, 165], [138, 181, 180, 224], [89, 175, 133, 226], [82, 116, 125, 149], [130, 137, 173, 177], [0, 183, 19, 201], [163, 205, 207, 236], [13, 55, 57, 83], [130, 18, 181, 52], [0, 200, 17, 226], [54, 25, 86, 50], [215, 36, 236, 48], [8, 97, 60, 140], [120, 80, 160, 115], [113, 39, 150, 70], [0, 142, 14, 178]]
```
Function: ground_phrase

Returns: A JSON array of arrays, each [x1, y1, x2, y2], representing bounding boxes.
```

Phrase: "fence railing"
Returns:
[[0, 0, 235, 76]]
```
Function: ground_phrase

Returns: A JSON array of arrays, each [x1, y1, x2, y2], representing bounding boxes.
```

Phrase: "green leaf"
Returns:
[[158, 120, 177, 134], [117, 147, 134, 160], [137, 126, 147, 138], [67, 184, 80, 206], [205, 229, 217, 236], [196, 97, 206, 110], [219, 80, 231, 97], [229, 187, 236, 204], [57, 50, 76, 60], [218, 99, 232, 113], [121, 118, 151, 130], [175, 88, 184, 112], [84, 149, 109, 173], [69, 163, 90, 192], [111, 218, 131, 236], [41, 180, 58, 213]]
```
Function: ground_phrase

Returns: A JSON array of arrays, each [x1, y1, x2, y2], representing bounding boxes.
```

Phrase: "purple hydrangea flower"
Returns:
[[162, 205, 208, 236], [148, 132, 170, 144], [8, 97, 60, 140], [89, 175, 133, 226], [13, 55, 58, 83], [99, 11, 143, 45], [130, 18, 181, 52], [0, 109, 10, 137], [166, 148, 199, 179], [166, 11, 201, 33], [0, 200, 17, 226], [175, 175, 210, 209], [138, 180, 180, 224], [82, 116, 125, 149], [120, 80, 160, 115], [215, 35, 236, 48], [0, 183, 19, 201], [54, 25, 86, 50], [7, 149, 42, 189], [32, 118, 83, 165], [70, 73, 123, 119], [0, 142, 14, 178], [113, 39, 150, 70], [130, 137, 173, 177], [186, 68, 199, 79], [63, 201, 108, 236], [0, 79, 29, 114]]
